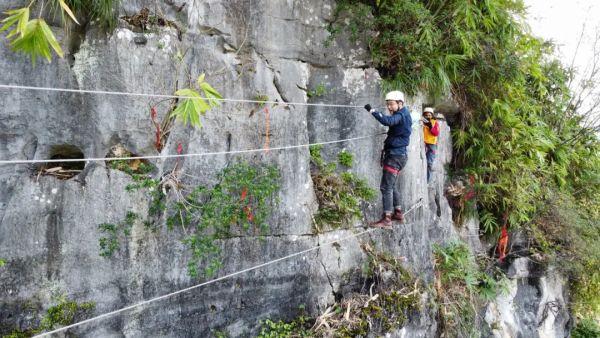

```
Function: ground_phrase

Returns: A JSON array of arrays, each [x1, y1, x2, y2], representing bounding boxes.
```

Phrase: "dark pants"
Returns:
[[380, 154, 408, 213], [425, 143, 437, 182]]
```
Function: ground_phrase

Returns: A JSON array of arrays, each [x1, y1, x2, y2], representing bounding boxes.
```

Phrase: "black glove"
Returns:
[[424, 120, 432, 129], [364, 104, 372, 112]]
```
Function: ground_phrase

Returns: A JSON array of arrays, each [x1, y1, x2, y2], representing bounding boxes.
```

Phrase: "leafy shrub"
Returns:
[[337, 150, 353, 167], [530, 191, 600, 317], [257, 312, 312, 338], [181, 163, 280, 277]]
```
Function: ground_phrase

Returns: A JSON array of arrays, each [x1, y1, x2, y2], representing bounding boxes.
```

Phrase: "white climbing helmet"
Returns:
[[424, 107, 434, 113], [385, 91, 405, 102]]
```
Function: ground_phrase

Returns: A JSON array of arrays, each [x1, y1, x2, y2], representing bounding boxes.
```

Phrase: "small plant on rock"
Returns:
[[98, 211, 138, 257], [4, 296, 95, 337], [337, 150, 353, 167], [171, 74, 223, 129], [306, 83, 329, 98], [309, 145, 375, 231]]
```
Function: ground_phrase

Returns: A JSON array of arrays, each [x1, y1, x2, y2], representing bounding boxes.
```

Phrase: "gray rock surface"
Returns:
[[0, 0, 570, 337], [484, 265, 571, 338]]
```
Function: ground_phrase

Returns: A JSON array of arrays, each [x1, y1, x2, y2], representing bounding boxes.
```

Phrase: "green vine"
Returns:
[[98, 211, 138, 257], [179, 163, 280, 278]]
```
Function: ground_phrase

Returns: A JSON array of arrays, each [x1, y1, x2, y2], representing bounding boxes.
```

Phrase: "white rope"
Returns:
[[0, 133, 385, 165], [0, 84, 364, 108], [33, 199, 423, 338]]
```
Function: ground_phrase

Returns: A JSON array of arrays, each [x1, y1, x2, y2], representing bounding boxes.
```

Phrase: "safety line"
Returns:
[[0, 133, 385, 165], [0, 84, 364, 108], [33, 199, 424, 338]]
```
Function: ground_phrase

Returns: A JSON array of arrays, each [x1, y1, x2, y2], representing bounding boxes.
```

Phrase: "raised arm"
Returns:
[[371, 107, 408, 126]]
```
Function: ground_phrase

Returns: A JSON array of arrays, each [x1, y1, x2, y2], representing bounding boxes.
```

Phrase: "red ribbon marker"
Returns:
[[497, 225, 509, 262]]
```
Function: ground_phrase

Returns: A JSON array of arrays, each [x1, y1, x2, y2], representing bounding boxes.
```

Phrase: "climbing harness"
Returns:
[[383, 164, 400, 175]]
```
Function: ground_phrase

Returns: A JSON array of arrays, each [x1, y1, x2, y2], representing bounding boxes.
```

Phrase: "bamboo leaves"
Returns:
[[7, 19, 63, 64], [0, 0, 79, 64], [58, 0, 80, 25], [0, 8, 29, 38], [171, 74, 223, 129], [1, 0, 118, 63], [171, 89, 207, 128]]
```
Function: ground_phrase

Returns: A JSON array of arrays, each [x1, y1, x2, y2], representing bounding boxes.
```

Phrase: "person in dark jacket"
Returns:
[[365, 91, 412, 229]]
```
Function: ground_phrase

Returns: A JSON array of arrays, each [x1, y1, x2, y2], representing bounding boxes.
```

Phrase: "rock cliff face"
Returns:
[[0, 1, 571, 337]]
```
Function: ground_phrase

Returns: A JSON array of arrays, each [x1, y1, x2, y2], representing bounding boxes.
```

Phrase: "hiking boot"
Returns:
[[370, 213, 393, 230], [392, 209, 404, 222]]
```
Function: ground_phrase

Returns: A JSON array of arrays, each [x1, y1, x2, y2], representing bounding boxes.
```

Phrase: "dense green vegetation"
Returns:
[[328, 0, 599, 322], [62, 0, 121, 29]]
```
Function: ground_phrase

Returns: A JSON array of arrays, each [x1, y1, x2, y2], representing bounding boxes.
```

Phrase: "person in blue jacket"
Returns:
[[364, 91, 412, 229]]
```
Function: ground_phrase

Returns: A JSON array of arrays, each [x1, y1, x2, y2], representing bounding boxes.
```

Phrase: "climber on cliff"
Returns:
[[364, 91, 412, 229], [421, 107, 440, 183]]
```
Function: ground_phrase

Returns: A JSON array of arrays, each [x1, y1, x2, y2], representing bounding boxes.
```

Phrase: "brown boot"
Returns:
[[370, 213, 393, 230], [392, 208, 404, 222]]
